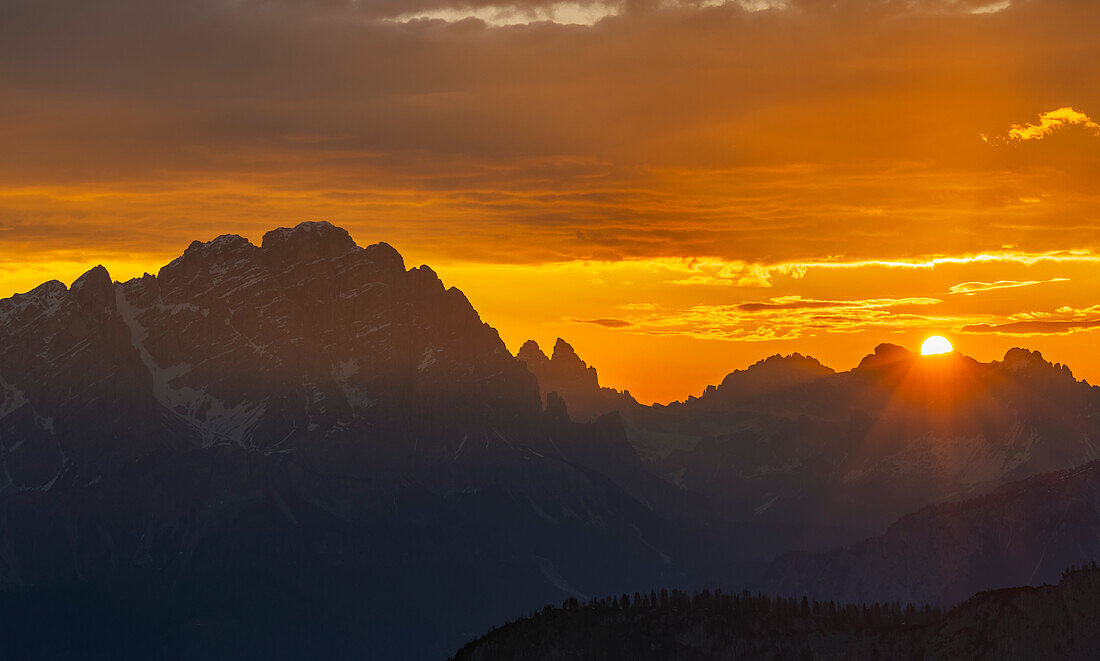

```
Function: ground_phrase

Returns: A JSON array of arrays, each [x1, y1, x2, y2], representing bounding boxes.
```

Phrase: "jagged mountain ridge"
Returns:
[[0, 222, 741, 660], [529, 340, 1100, 547], [517, 338, 638, 424], [5, 222, 1100, 658], [0, 221, 543, 492]]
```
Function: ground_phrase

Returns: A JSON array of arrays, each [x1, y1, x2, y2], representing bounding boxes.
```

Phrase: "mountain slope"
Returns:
[[757, 460, 1100, 607], [0, 222, 543, 491], [452, 565, 1100, 661], [0, 222, 740, 660], [544, 340, 1100, 548], [517, 338, 638, 424]]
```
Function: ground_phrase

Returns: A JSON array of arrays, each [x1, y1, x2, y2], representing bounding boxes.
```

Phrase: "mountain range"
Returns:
[[530, 339, 1100, 550], [0, 222, 738, 659], [2, 221, 1099, 658]]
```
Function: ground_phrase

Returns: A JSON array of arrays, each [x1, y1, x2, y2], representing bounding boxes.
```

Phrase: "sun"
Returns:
[[920, 335, 953, 356]]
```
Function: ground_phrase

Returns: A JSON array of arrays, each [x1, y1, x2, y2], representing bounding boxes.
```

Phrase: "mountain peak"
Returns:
[[748, 352, 833, 374], [1002, 347, 1047, 366], [361, 241, 406, 275], [1000, 347, 1072, 379], [261, 220, 357, 262], [184, 233, 255, 258], [69, 265, 114, 309], [29, 279, 68, 297], [71, 264, 111, 289], [551, 338, 583, 365], [0, 280, 68, 326], [713, 352, 833, 398], [856, 343, 912, 370], [517, 337, 636, 422], [517, 340, 549, 366]]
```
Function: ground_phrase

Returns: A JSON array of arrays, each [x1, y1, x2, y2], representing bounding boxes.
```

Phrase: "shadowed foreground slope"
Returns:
[[454, 565, 1100, 661]]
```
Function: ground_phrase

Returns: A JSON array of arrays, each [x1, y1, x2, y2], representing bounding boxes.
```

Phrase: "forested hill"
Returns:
[[453, 588, 941, 660], [453, 565, 1100, 661]]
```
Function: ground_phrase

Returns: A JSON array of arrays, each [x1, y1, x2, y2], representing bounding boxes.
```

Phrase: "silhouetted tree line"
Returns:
[[1061, 560, 1099, 579], [452, 587, 942, 660], [535, 588, 940, 630]]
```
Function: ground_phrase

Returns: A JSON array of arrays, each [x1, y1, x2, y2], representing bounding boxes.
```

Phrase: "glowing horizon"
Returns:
[[3, 0, 1099, 403]]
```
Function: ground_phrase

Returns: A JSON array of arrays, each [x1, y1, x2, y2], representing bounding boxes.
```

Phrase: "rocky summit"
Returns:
[[0, 222, 737, 660], [1, 220, 554, 488], [517, 338, 637, 423], [530, 339, 1100, 553]]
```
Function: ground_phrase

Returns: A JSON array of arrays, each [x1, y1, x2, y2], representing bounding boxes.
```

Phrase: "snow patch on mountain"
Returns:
[[116, 288, 266, 447], [754, 492, 783, 515], [418, 346, 439, 372], [332, 359, 375, 409], [0, 280, 66, 330], [32, 413, 54, 435], [0, 371, 27, 420]]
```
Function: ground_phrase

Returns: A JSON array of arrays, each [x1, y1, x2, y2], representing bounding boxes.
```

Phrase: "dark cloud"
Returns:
[[738, 300, 844, 312], [962, 319, 1100, 335], [1, 0, 1099, 266], [573, 317, 635, 327]]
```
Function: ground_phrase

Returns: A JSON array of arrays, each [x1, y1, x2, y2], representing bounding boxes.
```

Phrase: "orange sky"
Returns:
[[3, 0, 1100, 403]]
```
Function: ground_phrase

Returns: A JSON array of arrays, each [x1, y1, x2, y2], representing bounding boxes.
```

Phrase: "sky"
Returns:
[[2, 0, 1100, 403]]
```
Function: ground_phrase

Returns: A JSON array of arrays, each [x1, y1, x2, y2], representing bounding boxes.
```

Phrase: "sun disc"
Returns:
[[920, 335, 953, 356]]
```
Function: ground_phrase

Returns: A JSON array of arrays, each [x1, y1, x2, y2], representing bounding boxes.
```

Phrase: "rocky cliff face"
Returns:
[[0, 222, 737, 660], [517, 338, 638, 424], [0, 221, 544, 492]]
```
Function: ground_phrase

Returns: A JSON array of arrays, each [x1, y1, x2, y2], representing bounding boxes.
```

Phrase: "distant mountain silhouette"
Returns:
[[453, 565, 1100, 661], [516, 338, 637, 423], [537, 339, 1100, 550], [0, 222, 739, 660]]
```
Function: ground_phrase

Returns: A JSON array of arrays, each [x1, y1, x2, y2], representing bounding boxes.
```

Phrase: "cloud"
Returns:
[[578, 296, 949, 342], [969, 0, 1012, 14], [383, 0, 794, 26], [649, 251, 1098, 292], [983, 107, 1100, 143], [737, 295, 941, 312], [961, 305, 1100, 335], [387, 1, 623, 26], [3, 0, 1100, 272], [670, 261, 794, 288], [570, 317, 635, 327], [948, 277, 1069, 295], [1009, 107, 1100, 141], [962, 319, 1100, 335]]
